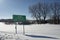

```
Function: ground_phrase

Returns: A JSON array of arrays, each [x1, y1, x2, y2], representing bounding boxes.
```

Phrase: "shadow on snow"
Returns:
[[25, 34, 59, 39]]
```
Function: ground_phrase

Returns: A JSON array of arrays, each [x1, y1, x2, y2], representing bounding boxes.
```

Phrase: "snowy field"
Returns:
[[0, 22, 60, 40]]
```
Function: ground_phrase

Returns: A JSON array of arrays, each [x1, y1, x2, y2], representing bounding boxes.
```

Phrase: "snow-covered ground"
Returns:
[[0, 22, 60, 40]]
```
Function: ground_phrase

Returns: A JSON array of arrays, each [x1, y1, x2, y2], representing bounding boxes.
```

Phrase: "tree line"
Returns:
[[29, 1, 60, 24]]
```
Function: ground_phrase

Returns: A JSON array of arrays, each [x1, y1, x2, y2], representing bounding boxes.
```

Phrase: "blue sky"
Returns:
[[0, 0, 60, 20]]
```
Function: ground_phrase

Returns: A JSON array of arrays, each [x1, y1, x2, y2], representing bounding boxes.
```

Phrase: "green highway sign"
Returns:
[[13, 15, 26, 22]]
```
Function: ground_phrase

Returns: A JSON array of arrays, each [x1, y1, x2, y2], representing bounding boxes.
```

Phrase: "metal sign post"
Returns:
[[23, 24, 25, 35], [15, 22, 18, 34]]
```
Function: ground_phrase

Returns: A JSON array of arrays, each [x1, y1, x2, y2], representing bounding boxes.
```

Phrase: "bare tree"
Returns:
[[56, 2, 60, 24], [29, 3, 42, 24], [50, 2, 60, 24], [41, 3, 49, 23]]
